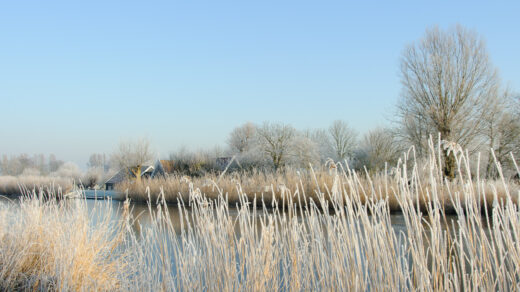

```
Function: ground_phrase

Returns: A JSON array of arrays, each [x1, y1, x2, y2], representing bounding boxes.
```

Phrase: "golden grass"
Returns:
[[117, 164, 518, 213], [0, 194, 131, 291]]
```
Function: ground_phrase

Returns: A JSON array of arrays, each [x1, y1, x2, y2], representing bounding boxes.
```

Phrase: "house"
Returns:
[[151, 160, 175, 178], [104, 165, 154, 190], [215, 156, 240, 171]]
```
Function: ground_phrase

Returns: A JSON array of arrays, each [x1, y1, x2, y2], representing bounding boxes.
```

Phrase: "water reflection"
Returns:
[[0, 194, 472, 238]]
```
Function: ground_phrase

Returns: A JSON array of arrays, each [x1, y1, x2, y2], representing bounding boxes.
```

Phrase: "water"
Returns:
[[83, 189, 120, 199], [0, 192, 466, 238]]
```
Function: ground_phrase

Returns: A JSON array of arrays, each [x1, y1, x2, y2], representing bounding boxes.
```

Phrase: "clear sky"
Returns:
[[1, 0, 519, 167]]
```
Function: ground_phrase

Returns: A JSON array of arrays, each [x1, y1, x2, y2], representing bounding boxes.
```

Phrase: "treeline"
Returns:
[[0, 153, 112, 189], [0, 154, 70, 176], [166, 121, 402, 176]]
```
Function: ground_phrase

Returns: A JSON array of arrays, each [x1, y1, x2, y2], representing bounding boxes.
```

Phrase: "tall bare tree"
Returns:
[[112, 138, 154, 183], [328, 120, 358, 162], [398, 25, 499, 179], [256, 122, 296, 170]]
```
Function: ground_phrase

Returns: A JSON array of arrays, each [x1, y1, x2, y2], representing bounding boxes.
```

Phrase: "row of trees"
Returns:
[[99, 122, 400, 178], [0, 154, 66, 176], [0, 153, 113, 188], [225, 121, 400, 172]]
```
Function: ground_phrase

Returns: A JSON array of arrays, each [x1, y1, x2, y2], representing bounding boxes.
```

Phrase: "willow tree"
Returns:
[[398, 25, 499, 179]]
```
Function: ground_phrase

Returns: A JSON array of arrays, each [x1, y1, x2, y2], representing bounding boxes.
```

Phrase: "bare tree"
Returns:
[[87, 153, 106, 169], [227, 122, 257, 154], [112, 138, 154, 183], [52, 162, 82, 181], [0, 154, 70, 176], [482, 91, 520, 177], [226, 122, 266, 169], [398, 25, 499, 179], [83, 167, 104, 188], [328, 120, 358, 162], [312, 129, 331, 163], [48, 154, 64, 173], [301, 128, 331, 164], [396, 112, 430, 157], [357, 128, 401, 172], [256, 122, 296, 170], [291, 133, 320, 168]]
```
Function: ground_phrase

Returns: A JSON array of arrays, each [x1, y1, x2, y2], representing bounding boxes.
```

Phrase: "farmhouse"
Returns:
[[215, 156, 240, 171], [151, 160, 175, 178], [104, 165, 154, 190]]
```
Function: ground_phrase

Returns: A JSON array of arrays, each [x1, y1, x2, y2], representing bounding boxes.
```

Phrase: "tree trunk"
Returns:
[[443, 150, 456, 180], [486, 153, 495, 179], [441, 129, 456, 180], [131, 165, 142, 184]]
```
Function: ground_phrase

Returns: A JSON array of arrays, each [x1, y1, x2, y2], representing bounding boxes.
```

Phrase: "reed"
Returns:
[[0, 192, 131, 290], [117, 149, 518, 213], [0, 175, 72, 197]]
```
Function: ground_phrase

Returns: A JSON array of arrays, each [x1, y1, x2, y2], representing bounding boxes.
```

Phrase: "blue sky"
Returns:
[[1, 0, 519, 167]]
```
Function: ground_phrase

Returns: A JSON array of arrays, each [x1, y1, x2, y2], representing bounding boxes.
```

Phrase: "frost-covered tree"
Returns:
[[227, 122, 257, 154], [300, 128, 331, 164], [1, 154, 62, 175], [52, 162, 82, 181], [83, 167, 104, 188], [256, 122, 296, 170], [398, 25, 499, 179], [291, 133, 320, 169], [357, 128, 402, 172], [87, 153, 106, 169], [48, 154, 64, 173], [328, 120, 358, 163], [482, 91, 520, 177]]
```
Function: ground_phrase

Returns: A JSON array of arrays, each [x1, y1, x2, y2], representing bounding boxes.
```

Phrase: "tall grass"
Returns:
[[0, 193, 131, 290], [1, 144, 520, 290], [118, 147, 518, 213]]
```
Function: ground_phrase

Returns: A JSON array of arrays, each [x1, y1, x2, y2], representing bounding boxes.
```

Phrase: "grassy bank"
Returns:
[[117, 147, 519, 213]]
